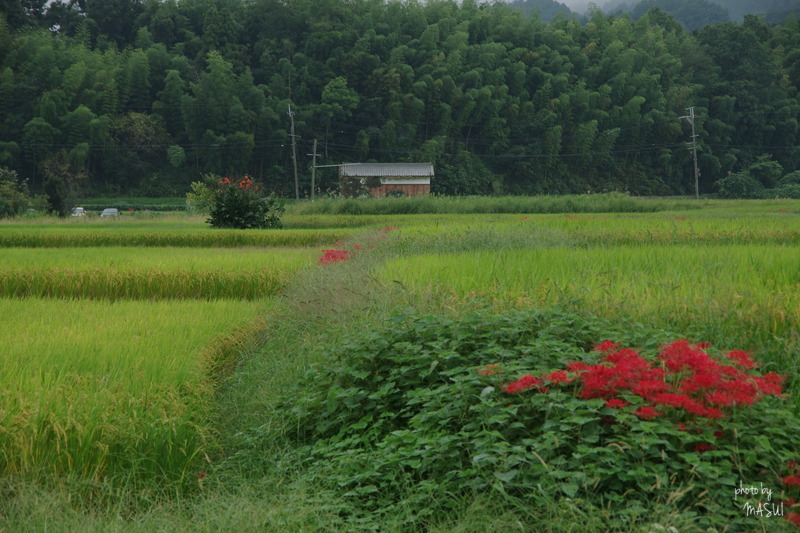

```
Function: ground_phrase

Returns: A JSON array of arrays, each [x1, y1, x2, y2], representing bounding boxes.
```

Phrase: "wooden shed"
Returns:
[[339, 163, 433, 197]]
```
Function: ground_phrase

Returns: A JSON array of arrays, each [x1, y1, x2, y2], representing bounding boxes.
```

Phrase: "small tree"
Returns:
[[773, 170, 800, 199], [206, 175, 284, 229], [185, 177, 215, 214], [0, 167, 30, 218], [748, 154, 783, 188]]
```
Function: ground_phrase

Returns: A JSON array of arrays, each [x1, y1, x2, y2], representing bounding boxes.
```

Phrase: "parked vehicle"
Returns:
[[100, 208, 119, 217], [70, 207, 86, 216]]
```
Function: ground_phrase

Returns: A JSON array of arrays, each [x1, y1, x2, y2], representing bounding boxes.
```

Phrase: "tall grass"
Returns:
[[0, 247, 315, 299], [0, 298, 269, 488], [286, 193, 699, 215], [388, 212, 800, 253]]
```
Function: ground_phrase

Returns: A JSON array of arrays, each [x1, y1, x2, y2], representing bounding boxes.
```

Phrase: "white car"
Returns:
[[70, 207, 86, 216], [100, 208, 119, 217]]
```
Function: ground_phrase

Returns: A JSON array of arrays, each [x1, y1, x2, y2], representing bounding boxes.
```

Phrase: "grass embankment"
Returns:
[[285, 192, 700, 215]]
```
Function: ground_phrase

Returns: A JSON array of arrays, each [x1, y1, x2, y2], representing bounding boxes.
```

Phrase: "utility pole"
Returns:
[[288, 104, 299, 200], [681, 106, 700, 199], [307, 139, 318, 201]]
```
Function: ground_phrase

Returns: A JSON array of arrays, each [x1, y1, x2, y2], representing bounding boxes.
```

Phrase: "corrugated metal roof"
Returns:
[[340, 162, 434, 177]]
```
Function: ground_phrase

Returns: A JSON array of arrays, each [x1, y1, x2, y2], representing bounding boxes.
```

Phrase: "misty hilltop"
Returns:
[[505, 0, 799, 26]]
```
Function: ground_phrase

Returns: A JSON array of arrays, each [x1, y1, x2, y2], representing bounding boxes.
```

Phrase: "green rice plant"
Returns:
[[0, 247, 315, 300], [0, 297, 269, 488], [381, 244, 800, 374]]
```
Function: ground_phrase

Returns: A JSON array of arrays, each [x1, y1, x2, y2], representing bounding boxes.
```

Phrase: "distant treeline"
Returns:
[[0, 0, 798, 198]]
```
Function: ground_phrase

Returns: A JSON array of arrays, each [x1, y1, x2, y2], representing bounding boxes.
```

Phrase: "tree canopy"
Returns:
[[0, 0, 798, 197]]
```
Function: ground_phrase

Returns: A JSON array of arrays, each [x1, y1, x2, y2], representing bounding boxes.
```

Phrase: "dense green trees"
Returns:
[[0, 0, 798, 197]]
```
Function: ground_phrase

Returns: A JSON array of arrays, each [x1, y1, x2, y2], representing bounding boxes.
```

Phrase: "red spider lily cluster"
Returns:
[[484, 340, 796, 527], [318, 226, 399, 265], [495, 339, 784, 422], [318, 249, 350, 264], [787, 462, 800, 488], [783, 461, 800, 526]]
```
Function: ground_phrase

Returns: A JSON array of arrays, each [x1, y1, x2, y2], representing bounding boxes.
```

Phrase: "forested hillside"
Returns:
[[507, 0, 573, 23], [609, 0, 800, 28], [0, 0, 798, 198]]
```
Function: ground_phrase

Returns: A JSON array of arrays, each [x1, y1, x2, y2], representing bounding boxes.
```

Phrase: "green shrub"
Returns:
[[206, 176, 285, 229], [243, 308, 800, 530], [715, 171, 766, 199], [778, 170, 800, 186], [773, 170, 800, 198], [773, 183, 800, 199]]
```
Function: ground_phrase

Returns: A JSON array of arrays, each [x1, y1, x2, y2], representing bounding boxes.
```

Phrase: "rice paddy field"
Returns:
[[1, 195, 799, 532]]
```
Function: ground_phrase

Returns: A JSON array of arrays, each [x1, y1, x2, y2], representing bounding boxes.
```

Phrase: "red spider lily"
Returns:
[[318, 249, 350, 264], [631, 378, 670, 400], [545, 370, 572, 384], [197, 472, 208, 479], [502, 374, 543, 394], [594, 340, 619, 352], [501, 339, 784, 425], [566, 361, 590, 373], [693, 443, 715, 452], [381, 226, 398, 232], [788, 460, 799, 472], [478, 364, 502, 376], [727, 350, 756, 369], [787, 513, 800, 526], [653, 393, 716, 417], [635, 406, 662, 420], [753, 373, 784, 396], [784, 474, 800, 489]]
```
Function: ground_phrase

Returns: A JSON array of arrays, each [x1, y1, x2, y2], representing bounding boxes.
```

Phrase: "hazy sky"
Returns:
[[556, 1, 596, 14]]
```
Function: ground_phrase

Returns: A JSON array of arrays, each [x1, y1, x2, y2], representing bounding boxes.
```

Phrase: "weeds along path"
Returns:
[[213, 226, 409, 440]]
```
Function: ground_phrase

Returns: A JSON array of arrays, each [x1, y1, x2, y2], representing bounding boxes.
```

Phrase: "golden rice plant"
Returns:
[[0, 247, 316, 300], [0, 298, 269, 486]]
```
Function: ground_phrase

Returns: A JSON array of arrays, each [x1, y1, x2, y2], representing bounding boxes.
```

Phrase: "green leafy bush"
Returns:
[[251, 308, 800, 530], [206, 176, 284, 229], [185, 179, 215, 214], [715, 171, 766, 199]]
